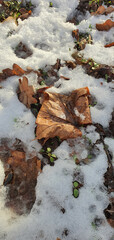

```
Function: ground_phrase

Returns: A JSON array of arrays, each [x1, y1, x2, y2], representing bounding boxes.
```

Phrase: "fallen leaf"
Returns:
[[52, 58, 61, 70], [92, 6, 114, 16], [104, 42, 114, 48], [92, 6, 106, 15], [65, 61, 77, 69], [19, 8, 28, 14], [36, 87, 92, 141], [19, 12, 31, 21], [96, 19, 114, 31], [72, 29, 79, 40], [18, 76, 37, 108], [13, 64, 25, 76], [0, 138, 41, 215], [0, 64, 25, 82], [60, 76, 70, 80], [3, 16, 17, 25], [105, 6, 114, 15]]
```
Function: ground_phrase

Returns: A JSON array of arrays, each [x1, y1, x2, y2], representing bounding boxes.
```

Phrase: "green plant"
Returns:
[[39, 147, 57, 164], [47, 147, 51, 153], [40, 148, 45, 153], [105, 74, 109, 81], [73, 154, 77, 161], [73, 181, 79, 188], [87, 154, 92, 159], [91, 222, 97, 230], [89, 0, 100, 6], [49, 2, 53, 7], [40, 80, 45, 85], [14, 118, 18, 122], [81, 58, 88, 63], [73, 189, 79, 198], [89, 24, 93, 31]]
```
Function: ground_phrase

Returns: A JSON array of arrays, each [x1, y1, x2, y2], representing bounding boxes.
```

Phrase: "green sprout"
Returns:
[[73, 181, 79, 188], [14, 118, 18, 122], [40, 148, 45, 153], [50, 156, 54, 162], [40, 80, 45, 85], [73, 189, 79, 198], [91, 222, 97, 230], [89, 24, 92, 31], [105, 74, 109, 81], [47, 147, 51, 153], [49, 2, 53, 7], [87, 154, 92, 159], [73, 154, 77, 161], [81, 58, 88, 63]]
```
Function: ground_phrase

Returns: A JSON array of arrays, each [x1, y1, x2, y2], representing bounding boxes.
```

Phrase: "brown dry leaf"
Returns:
[[19, 11, 31, 21], [0, 64, 25, 82], [18, 76, 37, 108], [104, 42, 114, 48], [60, 76, 70, 80], [96, 19, 114, 31], [3, 16, 17, 25], [13, 64, 25, 76], [105, 6, 114, 15], [36, 87, 92, 141], [91, 6, 106, 15], [92, 6, 114, 15], [65, 61, 77, 69], [72, 29, 79, 40]]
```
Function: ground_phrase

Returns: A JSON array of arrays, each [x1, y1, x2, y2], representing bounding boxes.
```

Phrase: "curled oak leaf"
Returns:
[[36, 87, 92, 141], [96, 19, 114, 31], [104, 42, 114, 48], [18, 76, 37, 108]]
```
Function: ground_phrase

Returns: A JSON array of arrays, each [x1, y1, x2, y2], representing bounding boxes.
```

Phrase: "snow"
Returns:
[[0, 0, 114, 240]]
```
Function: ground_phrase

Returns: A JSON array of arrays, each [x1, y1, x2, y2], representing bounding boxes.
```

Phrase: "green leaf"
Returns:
[[81, 58, 88, 63], [47, 147, 51, 153], [87, 154, 92, 159], [73, 181, 79, 188], [73, 189, 79, 198], [91, 222, 97, 230], [105, 74, 108, 81], [50, 157, 54, 162], [51, 154, 56, 158], [89, 1, 93, 5], [40, 148, 45, 153], [14, 118, 18, 122], [49, 2, 53, 7], [73, 154, 77, 161], [40, 80, 45, 86]]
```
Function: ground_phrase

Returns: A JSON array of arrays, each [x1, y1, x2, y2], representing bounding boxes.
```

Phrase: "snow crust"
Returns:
[[0, 0, 114, 240]]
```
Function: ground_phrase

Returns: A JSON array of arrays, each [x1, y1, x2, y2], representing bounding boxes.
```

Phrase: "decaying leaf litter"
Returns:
[[0, 0, 114, 240]]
